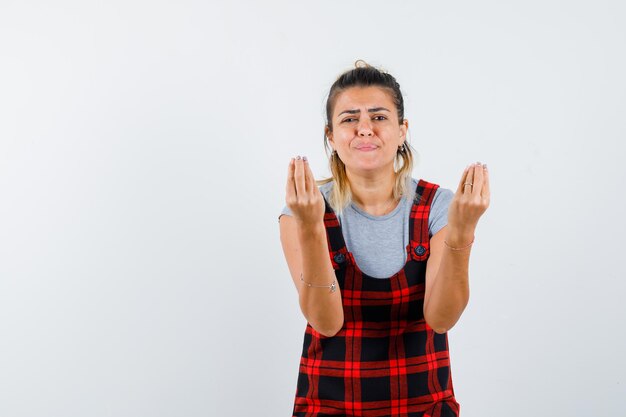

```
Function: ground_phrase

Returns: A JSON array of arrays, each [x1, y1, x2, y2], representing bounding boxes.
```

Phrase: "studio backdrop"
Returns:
[[0, 1, 624, 416]]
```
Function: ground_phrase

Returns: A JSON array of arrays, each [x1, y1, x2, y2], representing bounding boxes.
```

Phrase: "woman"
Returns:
[[279, 61, 490, 417]]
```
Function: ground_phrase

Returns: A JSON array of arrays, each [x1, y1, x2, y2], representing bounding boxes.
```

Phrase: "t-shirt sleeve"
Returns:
[[429, 187, 454, 237], [278, 205, 293, 222]]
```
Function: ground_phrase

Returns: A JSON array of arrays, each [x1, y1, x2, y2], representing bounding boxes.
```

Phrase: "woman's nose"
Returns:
[[357, 119, 373, 136]]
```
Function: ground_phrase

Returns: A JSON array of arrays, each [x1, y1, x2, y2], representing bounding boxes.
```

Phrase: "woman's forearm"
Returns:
[[423, 227, 473, 334], [297, 221, 344, 337]]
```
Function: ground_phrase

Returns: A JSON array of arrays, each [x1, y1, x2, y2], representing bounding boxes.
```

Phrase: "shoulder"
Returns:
[[409, 177, 454, 201], [412, 178, 454, 236], [317, 179, 335, 201], [410, 177, 453, 203], [319, 179, 334, 194], [432, 186, 454, 206]]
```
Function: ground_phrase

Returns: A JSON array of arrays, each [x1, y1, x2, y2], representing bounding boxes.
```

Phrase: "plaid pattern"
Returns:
[[292, 179, 460, 417]]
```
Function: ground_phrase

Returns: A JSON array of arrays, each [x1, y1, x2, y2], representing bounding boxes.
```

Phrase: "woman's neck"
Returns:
[[346, 168, 399, 216]]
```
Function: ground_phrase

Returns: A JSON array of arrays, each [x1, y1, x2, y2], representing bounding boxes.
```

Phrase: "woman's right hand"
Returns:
[[285, 156, 325, 227]]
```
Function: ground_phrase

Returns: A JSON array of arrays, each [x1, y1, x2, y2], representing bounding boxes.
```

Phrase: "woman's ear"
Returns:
[[400, 119, 409, 142], [325, 126, 334, 145]]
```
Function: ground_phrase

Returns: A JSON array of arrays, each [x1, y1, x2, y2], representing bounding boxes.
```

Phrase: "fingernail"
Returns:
[[483, 163, 488, 169], [296, 155, 301, 160], [303, 156, 308, 162]]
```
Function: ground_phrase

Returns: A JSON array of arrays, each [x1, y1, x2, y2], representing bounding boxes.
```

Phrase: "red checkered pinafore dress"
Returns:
[[292, 179, 460, 417]]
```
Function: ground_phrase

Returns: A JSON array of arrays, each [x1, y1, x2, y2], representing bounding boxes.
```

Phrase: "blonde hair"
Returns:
[[317, 61, 417, 216]]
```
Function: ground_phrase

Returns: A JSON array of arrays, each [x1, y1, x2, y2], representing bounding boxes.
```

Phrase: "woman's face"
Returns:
[[327, 86, 408, 176]]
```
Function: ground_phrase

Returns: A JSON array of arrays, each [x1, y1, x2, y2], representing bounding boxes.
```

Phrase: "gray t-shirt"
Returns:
[[279, 178, 454, 278]]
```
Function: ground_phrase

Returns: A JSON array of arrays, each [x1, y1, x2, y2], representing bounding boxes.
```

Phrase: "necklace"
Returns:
[[354, 194, 400, 216], [379, 195, 400, 215]]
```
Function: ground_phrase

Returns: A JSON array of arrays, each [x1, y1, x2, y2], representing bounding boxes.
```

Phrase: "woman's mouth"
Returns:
[[356, 145, 378, 152]]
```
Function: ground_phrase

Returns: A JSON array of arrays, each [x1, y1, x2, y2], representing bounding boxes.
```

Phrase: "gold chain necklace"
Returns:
[[380, 195, 400, 215], [356, 194, 400, 216]]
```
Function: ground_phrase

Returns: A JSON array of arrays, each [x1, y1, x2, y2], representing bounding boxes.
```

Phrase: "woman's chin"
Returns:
[[346, 161, 394, 175]]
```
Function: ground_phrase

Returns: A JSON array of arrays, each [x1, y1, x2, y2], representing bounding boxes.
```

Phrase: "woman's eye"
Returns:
[[373, 115, 387, 121], [342, 117, 356, 123]]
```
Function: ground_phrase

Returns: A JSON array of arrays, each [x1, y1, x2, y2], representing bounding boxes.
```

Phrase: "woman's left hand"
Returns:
[[447, 162, 490, 235]]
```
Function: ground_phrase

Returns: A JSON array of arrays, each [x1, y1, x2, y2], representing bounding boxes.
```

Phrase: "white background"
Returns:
[[1, 1, 625, 416]]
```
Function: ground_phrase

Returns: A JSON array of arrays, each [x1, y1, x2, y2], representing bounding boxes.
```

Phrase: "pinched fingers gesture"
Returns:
[[285, 156, 325, 226], [447, 162, 491, 233]]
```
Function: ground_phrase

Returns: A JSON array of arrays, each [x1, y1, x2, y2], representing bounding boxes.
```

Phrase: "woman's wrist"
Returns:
[[444, 227, 475, 249], [296, 218, 325, 232]]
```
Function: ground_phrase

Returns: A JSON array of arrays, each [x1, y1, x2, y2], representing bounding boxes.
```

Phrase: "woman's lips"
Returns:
[[356, 145, 378, 152]]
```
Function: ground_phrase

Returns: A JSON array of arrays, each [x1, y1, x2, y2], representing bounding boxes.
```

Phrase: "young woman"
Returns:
[[279, 61, 490, 417]]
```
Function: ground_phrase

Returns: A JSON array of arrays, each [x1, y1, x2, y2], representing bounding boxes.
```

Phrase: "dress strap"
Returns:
[[322, 196, 350, 270], [408, 179, 440, 262]]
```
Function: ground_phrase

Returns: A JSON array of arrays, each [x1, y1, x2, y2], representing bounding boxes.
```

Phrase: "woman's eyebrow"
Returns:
[[338, 107, 391, 116], [368, 107, 390, 113]]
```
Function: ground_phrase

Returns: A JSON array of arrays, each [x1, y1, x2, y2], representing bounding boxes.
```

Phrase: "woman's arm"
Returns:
[[423, 225, 473, 334], [423, 162, 490, 333], [280, 215, 344, 337], [279, 156, 344, 337]]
